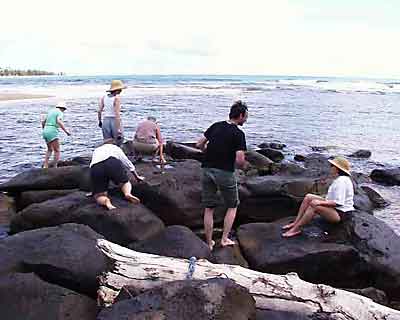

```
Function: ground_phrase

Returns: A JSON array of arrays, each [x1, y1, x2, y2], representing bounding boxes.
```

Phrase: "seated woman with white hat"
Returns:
[[282, 156, 355, 238]]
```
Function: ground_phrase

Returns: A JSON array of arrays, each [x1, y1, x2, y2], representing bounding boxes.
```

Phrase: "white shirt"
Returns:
[[102, 94, 117, 118], [90, 144, 135, 172], [326, 175, 355, 212]]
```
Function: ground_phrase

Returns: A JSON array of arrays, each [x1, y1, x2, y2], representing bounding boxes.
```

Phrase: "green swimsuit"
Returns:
[[42, 108, 63, 143]]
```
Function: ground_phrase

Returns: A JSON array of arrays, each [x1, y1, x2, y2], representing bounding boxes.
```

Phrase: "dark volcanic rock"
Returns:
[[371, 168, 400, 186], [0, 166, 91, 193], [304, 153, 331, 177], [98, 278, 256, 320], [256, 148, 284, 162], [58, 155, 91, 167], [360, 186, 389, 208], [352, 172, 372, 185], [237, 175, 316, 223], [0, 272, 97, 320], [353, 187, 375, 213], [133, 160, 225, 228], [294, 154, 306, 162], [0, 223, 108, 296], [11, 191, 165, 246], [258, 142, 286, 150], [237, 211, 400, 300], [245, 151, 273, 171], [212, 244, 249, 268], [129, 225, 212, 260], [237, 221, 362, 288], [348, 149, 372, 158], [15, 189, 78, 211], [165, 141, 205, 162]]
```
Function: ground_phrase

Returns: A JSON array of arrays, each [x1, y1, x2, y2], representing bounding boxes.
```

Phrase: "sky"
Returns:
[[1, 0, 399, 78]]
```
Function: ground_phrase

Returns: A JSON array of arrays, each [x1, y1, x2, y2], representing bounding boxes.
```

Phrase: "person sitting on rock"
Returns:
[[132, 116, 166, 163], [90, 139, 144, 210], [282, 157, 354, 238], [197, 100, 249, 250]]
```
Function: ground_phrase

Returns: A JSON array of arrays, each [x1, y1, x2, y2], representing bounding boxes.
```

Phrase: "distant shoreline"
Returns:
[[0, 93, 52, 102]]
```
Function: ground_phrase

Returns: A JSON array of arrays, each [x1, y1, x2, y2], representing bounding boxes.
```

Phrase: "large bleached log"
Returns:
[[97, 239, 400, 320]]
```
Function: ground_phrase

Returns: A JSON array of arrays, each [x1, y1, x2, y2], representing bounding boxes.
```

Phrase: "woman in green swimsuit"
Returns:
[[41, 102, 71, 168]]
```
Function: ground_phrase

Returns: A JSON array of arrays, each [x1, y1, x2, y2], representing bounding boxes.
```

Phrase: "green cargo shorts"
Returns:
[[201, 167, 239, 208]]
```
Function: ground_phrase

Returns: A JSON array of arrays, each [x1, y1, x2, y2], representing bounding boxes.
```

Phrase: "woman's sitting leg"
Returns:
[[282, 193, 324, 230]]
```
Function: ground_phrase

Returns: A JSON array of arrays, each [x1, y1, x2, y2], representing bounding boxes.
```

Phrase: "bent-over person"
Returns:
[[90, 140, 144, 210]]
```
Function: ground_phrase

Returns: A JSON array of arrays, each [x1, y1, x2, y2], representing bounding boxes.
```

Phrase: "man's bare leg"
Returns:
[[221, 207, 237, 246], [204, 207, 215, 250], [121, 181, 140, 204]]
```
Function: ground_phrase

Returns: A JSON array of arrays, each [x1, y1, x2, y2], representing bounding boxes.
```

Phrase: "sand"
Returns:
[[0, 93, 52, 101]]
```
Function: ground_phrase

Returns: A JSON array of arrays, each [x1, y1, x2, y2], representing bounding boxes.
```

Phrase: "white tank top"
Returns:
[[103, 94, 117, 117]]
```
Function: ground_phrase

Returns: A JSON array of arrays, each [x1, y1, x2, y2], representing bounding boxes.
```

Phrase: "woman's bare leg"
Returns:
[[51, 139, 61, 168], [43, 142, 53, 169], [313, 205, 341, 223], [282, 194, 324, 230], [95, 193, 116, 210], [121, 181, 140, 204], [282, 206, 316, 237], [283, 204, 340, 238]]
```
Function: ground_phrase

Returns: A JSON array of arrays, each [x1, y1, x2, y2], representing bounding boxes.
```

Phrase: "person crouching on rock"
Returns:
[[197, 100, 249, 250], [132, 116, 166, 164], [282, 157, 354, 238], [90, 139, 144, 210], [41, 101, 71, 168]]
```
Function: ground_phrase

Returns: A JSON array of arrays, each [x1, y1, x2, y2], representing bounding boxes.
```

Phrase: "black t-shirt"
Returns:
[[202, 121, 247, 172]]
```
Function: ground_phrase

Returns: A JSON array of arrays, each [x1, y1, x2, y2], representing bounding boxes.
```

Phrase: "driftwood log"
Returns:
[[97, 239, 400, 319]]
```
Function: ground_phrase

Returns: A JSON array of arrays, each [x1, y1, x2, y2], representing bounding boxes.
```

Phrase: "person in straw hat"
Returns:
[[41, 101, 71, 168], [98, 80, 127, 146], [282, 156, 354, 238]]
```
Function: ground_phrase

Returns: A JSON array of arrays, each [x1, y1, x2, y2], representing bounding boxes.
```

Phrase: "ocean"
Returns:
[[0, 75, 399, 232]]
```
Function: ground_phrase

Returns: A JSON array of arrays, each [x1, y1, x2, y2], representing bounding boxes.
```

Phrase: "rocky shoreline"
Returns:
[[0, 140, 399, 319]]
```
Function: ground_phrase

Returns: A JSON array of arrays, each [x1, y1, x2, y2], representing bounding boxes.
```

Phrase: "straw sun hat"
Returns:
[[107, 80, 127, 92], [328, 157, 351, 176]]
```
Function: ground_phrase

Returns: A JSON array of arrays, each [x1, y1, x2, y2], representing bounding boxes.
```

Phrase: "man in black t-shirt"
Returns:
[[196, 100, 249, 250]]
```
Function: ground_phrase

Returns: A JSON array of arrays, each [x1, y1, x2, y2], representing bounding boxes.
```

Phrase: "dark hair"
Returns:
[[338, 169, 349, 176], [229, 100, 248, 119]]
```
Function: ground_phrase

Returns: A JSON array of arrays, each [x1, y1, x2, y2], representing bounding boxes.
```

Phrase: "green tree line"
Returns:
[[0, 68, 64, 76]]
